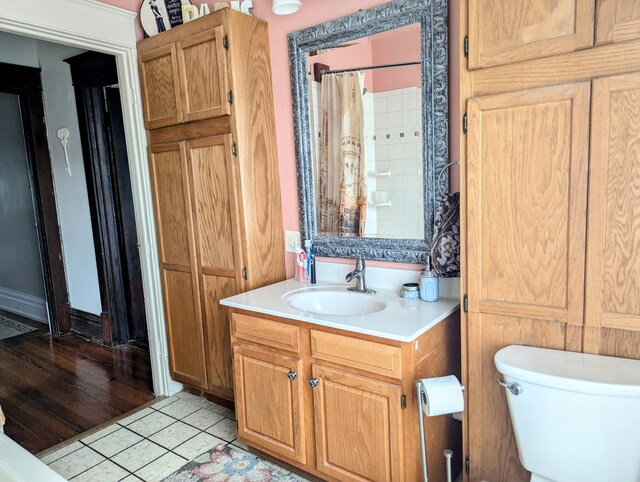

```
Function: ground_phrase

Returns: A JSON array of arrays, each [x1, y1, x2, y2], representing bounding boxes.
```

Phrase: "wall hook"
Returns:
[[56, 128, 72, 176]]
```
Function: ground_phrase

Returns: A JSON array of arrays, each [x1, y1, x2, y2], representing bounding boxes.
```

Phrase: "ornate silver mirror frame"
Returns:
[[288, 0, 448, 263]]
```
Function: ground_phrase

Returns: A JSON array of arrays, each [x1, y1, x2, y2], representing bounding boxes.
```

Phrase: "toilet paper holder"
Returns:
[[420, 384, 464, 405], [416, 378, 464, 482]]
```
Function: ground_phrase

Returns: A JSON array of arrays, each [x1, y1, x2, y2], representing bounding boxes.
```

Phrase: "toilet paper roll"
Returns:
[[419, 375, 464, 416]]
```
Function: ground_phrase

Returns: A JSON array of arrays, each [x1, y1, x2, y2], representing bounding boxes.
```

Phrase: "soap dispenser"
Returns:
[[420, 256, 439, 302]]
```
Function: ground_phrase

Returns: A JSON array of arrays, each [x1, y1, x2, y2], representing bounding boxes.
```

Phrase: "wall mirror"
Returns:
[[289, 0, 448, 263]]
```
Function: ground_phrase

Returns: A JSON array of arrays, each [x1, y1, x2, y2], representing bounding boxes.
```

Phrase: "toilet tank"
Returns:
[[494, 346, 640, 482]]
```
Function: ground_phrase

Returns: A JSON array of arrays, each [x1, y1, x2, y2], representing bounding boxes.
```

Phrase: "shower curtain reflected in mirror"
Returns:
[[317, 72, 367, 237]]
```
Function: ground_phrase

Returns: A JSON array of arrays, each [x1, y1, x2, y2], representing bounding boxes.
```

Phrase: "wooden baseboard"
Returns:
[[70, 308, 102, 341]]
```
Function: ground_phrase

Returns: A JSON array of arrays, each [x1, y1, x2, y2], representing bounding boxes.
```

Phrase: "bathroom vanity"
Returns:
[[254, 0, 459, 477], [221, 279, 461, 482]]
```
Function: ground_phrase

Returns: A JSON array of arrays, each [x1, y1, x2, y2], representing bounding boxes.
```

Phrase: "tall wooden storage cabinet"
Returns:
[[138, 9, 285, 400], [459, 0, 640, 480]]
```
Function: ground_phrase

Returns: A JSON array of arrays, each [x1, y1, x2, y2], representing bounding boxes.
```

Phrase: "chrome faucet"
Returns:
[[345, 256, 376, 294]]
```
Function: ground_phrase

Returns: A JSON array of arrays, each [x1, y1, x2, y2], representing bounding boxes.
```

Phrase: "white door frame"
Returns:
[[0, 0, 179, 396]]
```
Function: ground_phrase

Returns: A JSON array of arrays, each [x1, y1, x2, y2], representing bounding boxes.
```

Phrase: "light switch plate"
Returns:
[[285, 230, 301, 253]]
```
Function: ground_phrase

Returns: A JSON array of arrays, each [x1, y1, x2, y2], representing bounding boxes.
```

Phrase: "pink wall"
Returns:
[[307, 24, 421, 94], [370, 24, 421, 92], [99, 0, 460, 275]]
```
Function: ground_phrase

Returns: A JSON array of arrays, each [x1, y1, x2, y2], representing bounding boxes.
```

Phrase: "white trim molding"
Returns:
[[0, 287, 48, 324], [0, 0, 176, 396], [0, 0, 137, 51]]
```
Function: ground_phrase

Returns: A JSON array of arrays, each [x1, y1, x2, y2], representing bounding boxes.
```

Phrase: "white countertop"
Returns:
[[220, 278, 460, 342]]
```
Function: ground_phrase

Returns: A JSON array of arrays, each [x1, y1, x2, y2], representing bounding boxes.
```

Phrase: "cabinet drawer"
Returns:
[[310, 330, 402, 379], [232, 313, 300, 353]]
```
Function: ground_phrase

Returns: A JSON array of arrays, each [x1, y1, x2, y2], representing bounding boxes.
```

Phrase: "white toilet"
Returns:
[[494, 345, 640, 482]]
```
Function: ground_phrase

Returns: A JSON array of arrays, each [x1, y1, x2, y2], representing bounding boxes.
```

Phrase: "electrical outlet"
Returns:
[[285, 230, 301, 253]]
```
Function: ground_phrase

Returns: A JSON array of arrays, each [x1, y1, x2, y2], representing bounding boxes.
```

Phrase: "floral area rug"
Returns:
[[162, 444, 305, 482], [0, 315, 37, 341]]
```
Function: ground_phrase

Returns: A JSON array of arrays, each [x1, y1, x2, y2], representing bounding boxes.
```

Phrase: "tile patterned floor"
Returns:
[[40, 392, 308, 482]]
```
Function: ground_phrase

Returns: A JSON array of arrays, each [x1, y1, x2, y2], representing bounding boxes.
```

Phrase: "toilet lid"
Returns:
[[494, 345, 640, 397]]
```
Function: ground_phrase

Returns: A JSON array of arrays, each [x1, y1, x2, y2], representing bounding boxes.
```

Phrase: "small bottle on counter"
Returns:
[[304, 239, 312, 280], [309, 253, 316, 284], [400, 283, 420, 299], [295, 247, 307, 283], [420, 256, 439, 302]]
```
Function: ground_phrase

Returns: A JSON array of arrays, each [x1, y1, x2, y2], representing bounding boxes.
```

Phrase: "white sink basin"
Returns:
[[284, 288, 387, 316]]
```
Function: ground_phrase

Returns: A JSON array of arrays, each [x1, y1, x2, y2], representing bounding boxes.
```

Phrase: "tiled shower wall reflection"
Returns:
[[310, 82, 423, 239], [367, 86, 423, 239]]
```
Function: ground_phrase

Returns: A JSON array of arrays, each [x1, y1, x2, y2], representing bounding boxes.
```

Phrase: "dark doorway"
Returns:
[[0, 63, 70, 334], [0, 56, 154, 457], [65, 52, 147, 346]]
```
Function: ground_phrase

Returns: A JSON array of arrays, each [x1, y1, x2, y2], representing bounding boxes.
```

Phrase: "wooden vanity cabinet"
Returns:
[[230, 310, 461, 482], [233, 344, 307, 464], [139, 10, 285, 400], [312, 364, 405, 482]]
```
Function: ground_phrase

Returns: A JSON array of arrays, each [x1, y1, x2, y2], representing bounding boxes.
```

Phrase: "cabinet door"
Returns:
[[140, 45, 182, 129], [466, 82, 590, 325], [311, 365, 404, 482], [585, 72, 640, 351], [468, 0, 594, 69], [596, 0, 640, 44], [233, 345, 307, 463], [177, 26, 231, 122], [467, 313, 569, 482], [465, 83, 590, 480], [148, 142, 207, 387], [187, 135, 241, 396]]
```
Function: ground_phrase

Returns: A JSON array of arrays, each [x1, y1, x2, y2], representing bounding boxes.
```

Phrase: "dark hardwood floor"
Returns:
[[0, 311, 154, 453]]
